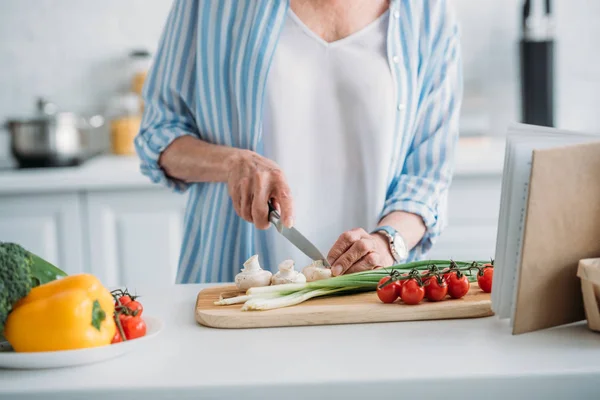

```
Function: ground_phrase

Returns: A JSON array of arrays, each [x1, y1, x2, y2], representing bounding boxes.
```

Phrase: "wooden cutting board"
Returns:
[[195, 284, 493, 329]]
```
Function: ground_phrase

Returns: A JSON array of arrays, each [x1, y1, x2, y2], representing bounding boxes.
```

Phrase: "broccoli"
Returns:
[[0, 242, 68, 333]]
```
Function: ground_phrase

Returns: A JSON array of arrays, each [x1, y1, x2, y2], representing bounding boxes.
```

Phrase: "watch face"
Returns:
[[393, 233, 408, 260]]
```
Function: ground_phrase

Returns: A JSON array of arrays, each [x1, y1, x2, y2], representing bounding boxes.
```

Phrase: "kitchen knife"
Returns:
[[268, 201, 330, 267]]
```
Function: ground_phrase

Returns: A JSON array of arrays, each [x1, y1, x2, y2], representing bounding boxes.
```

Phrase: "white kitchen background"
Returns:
[[0, 0, 598, 286]]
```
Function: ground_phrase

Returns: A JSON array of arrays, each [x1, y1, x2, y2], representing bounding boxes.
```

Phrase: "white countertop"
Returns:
[[0, 155, 151, 195], [1, 283, 599, 400], [0, 136, 506, 196]]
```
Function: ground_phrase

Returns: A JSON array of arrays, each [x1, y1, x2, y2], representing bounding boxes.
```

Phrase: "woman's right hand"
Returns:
[[227, 150, 294, 230]]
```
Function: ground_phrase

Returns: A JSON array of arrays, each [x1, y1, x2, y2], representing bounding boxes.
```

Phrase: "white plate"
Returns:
[[0, 315, 163, 370]]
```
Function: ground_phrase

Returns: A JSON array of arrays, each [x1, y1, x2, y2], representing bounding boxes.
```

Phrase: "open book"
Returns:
[[492, 123, 600, 334]]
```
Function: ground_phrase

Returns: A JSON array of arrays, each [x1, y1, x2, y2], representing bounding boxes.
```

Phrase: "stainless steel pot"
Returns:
[[5, 98, 105, 168]]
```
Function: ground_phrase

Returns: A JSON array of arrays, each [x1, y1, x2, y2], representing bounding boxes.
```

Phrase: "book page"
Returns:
[[498, 141, 533, 319], [491, 139, 512, 312], [506, 147, 532, 320], [491, 140, 514, 314]]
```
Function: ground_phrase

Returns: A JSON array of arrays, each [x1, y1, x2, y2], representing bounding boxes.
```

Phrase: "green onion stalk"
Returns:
[[214, 259, 492, 311]]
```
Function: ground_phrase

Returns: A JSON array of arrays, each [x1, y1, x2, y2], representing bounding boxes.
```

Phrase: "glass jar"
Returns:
[[106, 92, 142, 156], [129, 49, 152, 97]]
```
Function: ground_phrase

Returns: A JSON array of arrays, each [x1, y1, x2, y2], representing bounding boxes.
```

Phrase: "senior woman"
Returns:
[[135, 0, 463, 283]]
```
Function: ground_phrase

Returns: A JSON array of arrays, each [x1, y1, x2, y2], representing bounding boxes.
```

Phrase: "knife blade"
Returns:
[[268, 201, 330, 267]]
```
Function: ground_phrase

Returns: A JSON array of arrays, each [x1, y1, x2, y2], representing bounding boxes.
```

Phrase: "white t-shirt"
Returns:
[[262, 8, 395, 269]]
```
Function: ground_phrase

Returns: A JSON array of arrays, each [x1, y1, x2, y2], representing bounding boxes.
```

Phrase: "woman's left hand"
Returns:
[[327, 228, 395, 276]]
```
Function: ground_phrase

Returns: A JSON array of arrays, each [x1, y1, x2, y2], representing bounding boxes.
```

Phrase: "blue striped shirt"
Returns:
[[134, 0, 463, 284]]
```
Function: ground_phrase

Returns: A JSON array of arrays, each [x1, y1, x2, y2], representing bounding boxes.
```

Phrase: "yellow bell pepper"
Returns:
[[4, 273, 116, 352]]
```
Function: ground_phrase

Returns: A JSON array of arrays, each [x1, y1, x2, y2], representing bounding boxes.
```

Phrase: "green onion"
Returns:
[[241, 288, 352, 311], [217, 260, 489, 311]]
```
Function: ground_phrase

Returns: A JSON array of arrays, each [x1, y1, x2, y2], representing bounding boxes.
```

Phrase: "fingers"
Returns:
[[327, 228, 365, 267], [226, 152, 293, 230], [239, 178, 253, 223], [330, 232, 376, 276], [252, 175, 270, 230], [228, 183, 243, 220], [227, 156, 294, 229], [270, 171, 294, 228], [346, 252, 381, 274], [270, 198, 281, 214]]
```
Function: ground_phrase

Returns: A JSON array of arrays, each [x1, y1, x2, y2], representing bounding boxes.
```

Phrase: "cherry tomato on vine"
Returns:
[[425, 276, 448, 302], [111, 329, 123, 344], [125, 300, 143, 316], [394, 278, 405, 297], [120, 315, 147, 340], [400, 278, 425, 305], [377, 276, 399, 304], [116, 295, 132, 306], [443, 270, 457, 284], [477, 266, 493, 293], [447, 273, 470, 299]]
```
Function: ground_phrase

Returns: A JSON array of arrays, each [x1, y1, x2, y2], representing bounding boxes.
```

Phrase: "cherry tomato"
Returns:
[[111, 329, 123, 344], [400, 278, 425, 305], [125, 300, 143, 316], [117, 313, 129, 324], [116, 295, 132, 306], [447, 273, 470, 299], [477, 267, 493, 293], [443, 270, 457, 284], [120, 315, 147, 340], [377, 276, 399, 304], [394, 279, 404, 297], [425, 276, 448, 302]]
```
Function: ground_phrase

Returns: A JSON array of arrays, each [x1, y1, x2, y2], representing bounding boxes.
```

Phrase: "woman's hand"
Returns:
[[327, 228, 395, 276], [227, 150, 294, 230]]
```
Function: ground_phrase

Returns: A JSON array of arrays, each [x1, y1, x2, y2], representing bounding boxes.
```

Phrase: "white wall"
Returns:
[[453, 0, 521, 136], [454, 0, 600, 135], [0, 0, 598, 160], [0, 0, 174, 159], [553, 0, 600, 133]]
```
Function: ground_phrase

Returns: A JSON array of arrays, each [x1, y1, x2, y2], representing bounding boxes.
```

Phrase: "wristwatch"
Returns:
[[371, 225, 408, 264]]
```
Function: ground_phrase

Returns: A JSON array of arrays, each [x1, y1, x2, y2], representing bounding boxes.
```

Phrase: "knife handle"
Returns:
[[268, 200, 280, 226]]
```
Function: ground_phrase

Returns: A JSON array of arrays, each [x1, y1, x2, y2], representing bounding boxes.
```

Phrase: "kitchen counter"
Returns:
[[0, 155, 151, 195], [1, 283, 599, 400], [0, 136, 506, 195]]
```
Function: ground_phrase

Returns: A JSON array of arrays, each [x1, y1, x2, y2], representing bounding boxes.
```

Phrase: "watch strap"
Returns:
[[372, 225, 395, 238], [371, 225, 407, 263]]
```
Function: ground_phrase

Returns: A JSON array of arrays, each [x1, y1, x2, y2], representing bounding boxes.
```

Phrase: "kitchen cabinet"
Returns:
[[0, 193, 85, 275], [0, 187, 186, 287], [85, 189, 187, 287]]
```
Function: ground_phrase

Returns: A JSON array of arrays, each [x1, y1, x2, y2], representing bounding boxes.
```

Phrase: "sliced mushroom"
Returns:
[[302, 260, 332, 282], [271, 259, 307, 285]]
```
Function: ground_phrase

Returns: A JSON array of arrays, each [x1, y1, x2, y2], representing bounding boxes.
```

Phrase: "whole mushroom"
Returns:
[[235, 255, 272, 291]]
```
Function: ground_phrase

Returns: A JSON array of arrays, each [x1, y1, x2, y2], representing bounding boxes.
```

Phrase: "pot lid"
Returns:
[[5, 98, 104, 129], [6, 98, 76, 125]]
